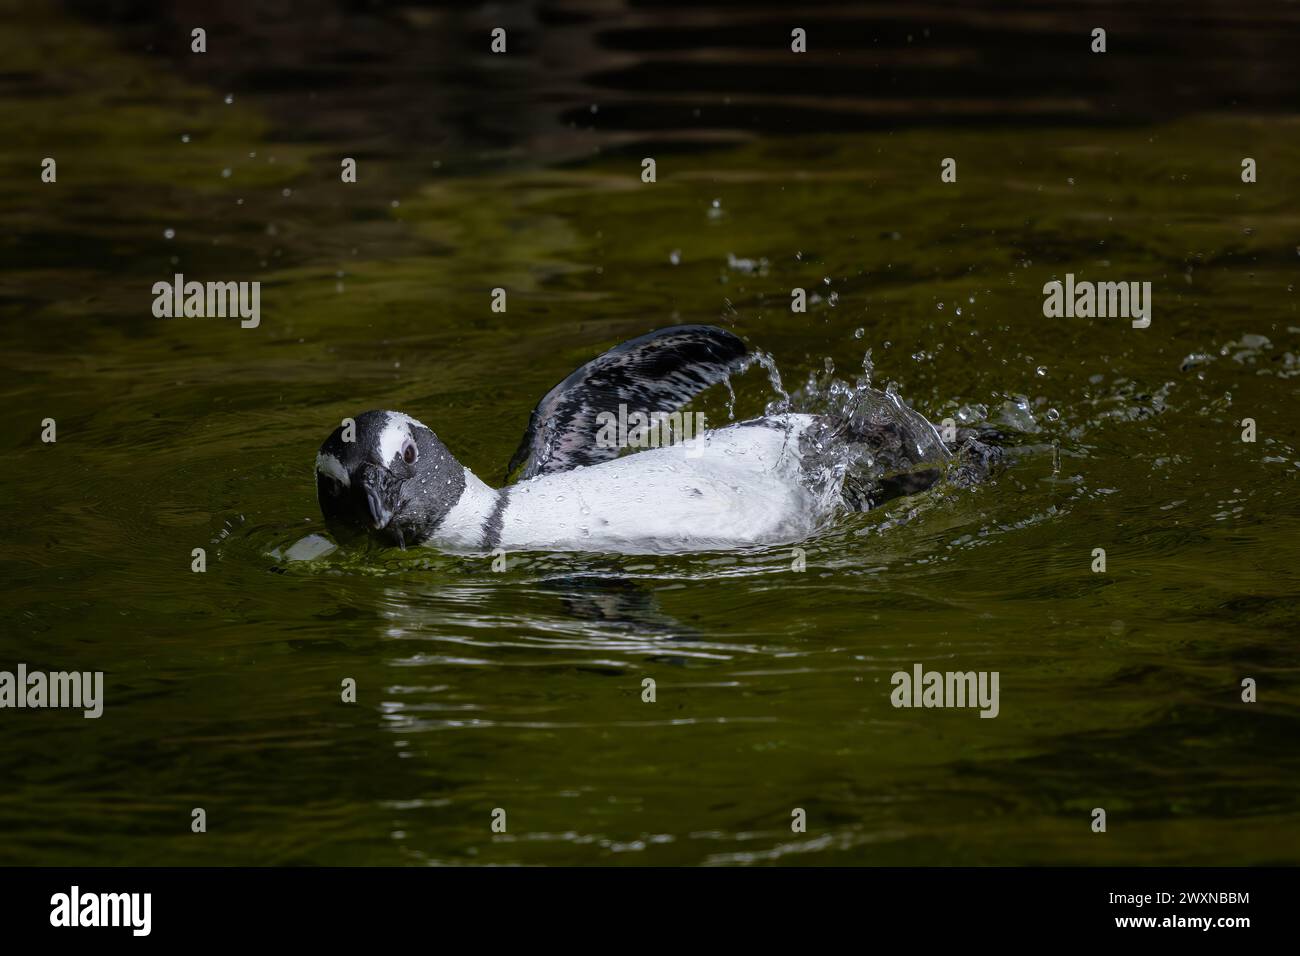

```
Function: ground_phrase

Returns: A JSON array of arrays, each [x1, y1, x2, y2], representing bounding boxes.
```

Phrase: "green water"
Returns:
[[1, 4, 1298, 865]]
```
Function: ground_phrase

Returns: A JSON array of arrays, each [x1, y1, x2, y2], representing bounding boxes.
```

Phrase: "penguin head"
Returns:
[[315, 410, 465, 548]]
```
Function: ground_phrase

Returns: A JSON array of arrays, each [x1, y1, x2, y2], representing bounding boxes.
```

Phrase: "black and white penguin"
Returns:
[[314, 325, 990, 554]]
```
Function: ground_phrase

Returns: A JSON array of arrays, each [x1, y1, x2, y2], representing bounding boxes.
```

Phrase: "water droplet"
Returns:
[[221, 168, 231, 178], [1035, 365, 1047, 377], [163, 228, 175, 240], [223, 93, 234, 105], [282, 187, 292, 197], [853, 327, 864, 339], [180, 133, 190, 143], [669, 249, 681, 265], [1046, 408, 1060, 422]]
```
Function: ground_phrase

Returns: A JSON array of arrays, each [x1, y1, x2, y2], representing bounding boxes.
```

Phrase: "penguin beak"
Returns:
[[365, 484, 391, 530], [359, 465, 395, 530]]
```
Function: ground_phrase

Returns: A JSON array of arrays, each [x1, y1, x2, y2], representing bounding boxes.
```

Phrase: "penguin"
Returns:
[[314, 325, 995, 554]]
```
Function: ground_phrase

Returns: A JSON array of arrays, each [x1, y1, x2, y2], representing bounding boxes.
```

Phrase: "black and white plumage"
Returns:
[[315, 409, 467, 550], [315, 325, 985, 554], [505, 325, 749, 481]]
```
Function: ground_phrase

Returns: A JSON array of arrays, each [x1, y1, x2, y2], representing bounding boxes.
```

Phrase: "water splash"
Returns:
[[776, 348, 967, 520], [735, 349, 790, 414]]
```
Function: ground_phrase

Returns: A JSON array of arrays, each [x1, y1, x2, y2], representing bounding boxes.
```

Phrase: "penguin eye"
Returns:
[[402, 440, 417, 465]]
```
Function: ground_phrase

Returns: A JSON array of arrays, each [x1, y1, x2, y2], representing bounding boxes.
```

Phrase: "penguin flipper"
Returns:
[[505, 324, 749, 481]]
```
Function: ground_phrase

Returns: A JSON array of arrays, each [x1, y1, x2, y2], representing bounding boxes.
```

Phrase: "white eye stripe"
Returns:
[[379, 411, 426, 465], [377, 425, 408, 466], [316, 452, 350, 488]]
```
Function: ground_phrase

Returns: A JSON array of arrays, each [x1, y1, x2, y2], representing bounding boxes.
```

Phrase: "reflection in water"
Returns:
[[541, 575, 701, 641]]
